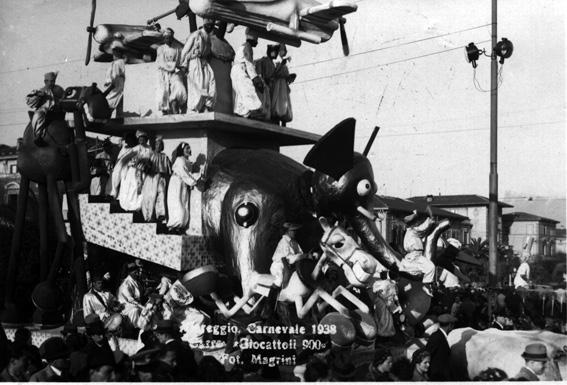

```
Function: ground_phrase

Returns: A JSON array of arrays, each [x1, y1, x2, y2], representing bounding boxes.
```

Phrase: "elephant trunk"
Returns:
[[348, 211, 402, 271]]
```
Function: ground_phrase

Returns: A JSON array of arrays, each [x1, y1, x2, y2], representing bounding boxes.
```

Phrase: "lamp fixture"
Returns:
[[495, 37, 514, 64], [465, 42, 482, 68]]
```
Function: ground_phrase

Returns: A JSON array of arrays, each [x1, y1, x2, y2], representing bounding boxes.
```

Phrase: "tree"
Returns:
[[466, 237, 489, 260]]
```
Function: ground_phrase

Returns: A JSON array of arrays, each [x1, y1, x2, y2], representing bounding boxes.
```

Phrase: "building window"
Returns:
[[9, 164, 17, 174]]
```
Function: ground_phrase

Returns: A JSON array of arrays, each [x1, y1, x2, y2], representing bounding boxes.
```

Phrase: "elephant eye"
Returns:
[[333, 241, 344, 249], [235, 202, 259, 228], [357, 179, 372, 196]]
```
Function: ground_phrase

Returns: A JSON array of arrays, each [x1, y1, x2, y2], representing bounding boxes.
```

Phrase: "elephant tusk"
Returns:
[[357, 206, 377, 221]]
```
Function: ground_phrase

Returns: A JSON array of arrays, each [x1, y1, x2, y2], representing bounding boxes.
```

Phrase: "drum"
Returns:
[[104, 313, 123, 332]]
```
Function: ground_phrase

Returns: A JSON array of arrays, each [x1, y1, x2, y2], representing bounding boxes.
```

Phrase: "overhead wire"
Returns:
[[293, 23, 492, 69], [294, 39, 492, 85]]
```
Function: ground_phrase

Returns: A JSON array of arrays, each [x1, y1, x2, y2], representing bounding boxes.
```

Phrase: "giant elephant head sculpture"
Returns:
[[203, 118, 407, 299]]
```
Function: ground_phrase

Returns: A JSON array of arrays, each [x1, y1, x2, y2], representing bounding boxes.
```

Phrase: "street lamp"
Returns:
[[463, 2, 514, 307]]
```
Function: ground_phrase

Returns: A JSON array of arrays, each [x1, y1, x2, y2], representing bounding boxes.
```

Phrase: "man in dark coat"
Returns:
[[513, 343, 548, 381], [153, 319, 198, 381], [425, 313, 456, 381], [29, 337, 70, 382]]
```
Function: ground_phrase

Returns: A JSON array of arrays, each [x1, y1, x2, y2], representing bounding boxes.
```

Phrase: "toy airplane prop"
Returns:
[[179, 0, 357, 51], [85, 0, 357, 65]]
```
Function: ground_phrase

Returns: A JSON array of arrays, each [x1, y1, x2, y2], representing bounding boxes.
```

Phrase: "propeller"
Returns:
[[85, 0, 97, 65], [175, 0, 197, 32], [338, 17, 349, 56]]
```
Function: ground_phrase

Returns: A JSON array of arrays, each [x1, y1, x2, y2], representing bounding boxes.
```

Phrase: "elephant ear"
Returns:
[[304, 118, 355, 180]]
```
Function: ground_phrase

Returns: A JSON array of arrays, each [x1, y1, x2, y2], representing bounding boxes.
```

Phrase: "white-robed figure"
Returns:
[[157, 28, 187, 115], [166, 142, 203, 231], [110, 133, 136, 198], [118, 130, 153, 211], [514, 237, 533, 289], [399, 210, 436, 294], [141, 136, 172, 222], [270, 222, 304, 287], [181, 18, 216, 113], [104, 43, 126, 114], [231, 28, 266, 117], [83, 273, 120, 323], [117, 260, 145, 329]]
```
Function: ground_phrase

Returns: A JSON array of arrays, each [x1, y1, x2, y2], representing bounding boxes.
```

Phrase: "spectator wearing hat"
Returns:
[[141, 135, 172, 222], [104, 42, 126, 116], [117, 260, 145, 329], [153, 319, 198, 380], [231, 28, 265, 118], [157, 27, 187, 115], [513, 343, 549, 381], [83, 272, 121, 323], [119, 130, 153, 211], [131, 348, 160, 382], [181, 18, 217, 113], [69, 315, 115, 381], [25, 71, 65, 146], [29, 337, 70, 382], [425, 313, 457, 381]]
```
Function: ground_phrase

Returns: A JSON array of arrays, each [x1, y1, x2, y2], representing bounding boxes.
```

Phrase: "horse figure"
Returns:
[[211, 216, 376, 319], [3, 85, 111, 324]]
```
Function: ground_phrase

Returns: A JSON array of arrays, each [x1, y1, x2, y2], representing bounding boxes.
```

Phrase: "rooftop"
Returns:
[[371, 195, 469, 221], [408, 194, 513, 208], [0, 145, 17, 159], [83, 112, 320, 146], [502, 211, 560, 224]]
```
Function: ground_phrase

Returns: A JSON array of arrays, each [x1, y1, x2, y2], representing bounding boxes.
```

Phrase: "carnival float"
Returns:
[[2, 1, 565, 377]]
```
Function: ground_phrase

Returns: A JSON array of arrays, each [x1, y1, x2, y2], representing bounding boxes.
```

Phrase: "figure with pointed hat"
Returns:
[[270, 44, 295, 125], [181, 18, 217, 113], [156, 28, 187, 115], [254, 44, 279, 120], [231, 28, 266, 118], [104, 42, 126, 117], [141, 135, 172, 222], [25, 71, 65, 146]]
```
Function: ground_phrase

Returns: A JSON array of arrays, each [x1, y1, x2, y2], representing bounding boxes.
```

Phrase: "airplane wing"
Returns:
[[93, 24, 182, 63], [299, 1, 357, 24]]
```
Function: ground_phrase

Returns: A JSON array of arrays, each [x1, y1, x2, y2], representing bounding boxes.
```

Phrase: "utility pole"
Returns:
[[487, 0, 499, 316]]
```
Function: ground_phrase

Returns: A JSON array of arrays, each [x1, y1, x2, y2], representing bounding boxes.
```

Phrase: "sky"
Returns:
[[0, 0, 565, 215]]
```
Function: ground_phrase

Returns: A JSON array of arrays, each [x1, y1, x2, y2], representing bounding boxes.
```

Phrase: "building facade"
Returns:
[[502, 212, 561, 258], [408, 195, 513, 244], [371, 195, 471, 250]]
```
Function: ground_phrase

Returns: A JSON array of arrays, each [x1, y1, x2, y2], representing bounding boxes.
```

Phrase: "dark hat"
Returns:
[[39, 337, 70, 362], [61, 323, 78, 336], [85, 314, 106, 336], [153, 319, 179, 334], [319, 312, 355, 348], [438, 313, 458, 325], [283, 222, 302, 231], [521, 343, 548, 362]]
